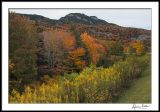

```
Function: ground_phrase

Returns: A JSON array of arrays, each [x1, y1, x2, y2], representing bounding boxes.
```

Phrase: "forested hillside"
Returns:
[[9, 12, 151, 103]]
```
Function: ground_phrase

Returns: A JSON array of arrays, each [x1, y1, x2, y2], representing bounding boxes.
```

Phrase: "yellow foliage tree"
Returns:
[[131, 40, 144, 54], [9, 55, 150, 103]]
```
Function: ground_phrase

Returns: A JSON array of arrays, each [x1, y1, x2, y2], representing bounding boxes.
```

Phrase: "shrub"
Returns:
[[9, 55, 150, 103]]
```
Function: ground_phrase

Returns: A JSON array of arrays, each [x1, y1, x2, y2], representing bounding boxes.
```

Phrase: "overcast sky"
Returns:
[[10, 9, 151, 30]]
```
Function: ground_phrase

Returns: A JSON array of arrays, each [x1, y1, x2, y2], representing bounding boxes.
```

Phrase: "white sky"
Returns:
[[10, 9, 151, 30]]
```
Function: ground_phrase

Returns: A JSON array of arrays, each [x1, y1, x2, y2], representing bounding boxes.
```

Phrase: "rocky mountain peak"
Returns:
[[59, 13, 108, 25]]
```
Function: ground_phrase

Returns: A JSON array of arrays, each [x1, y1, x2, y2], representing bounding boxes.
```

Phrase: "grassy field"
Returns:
[[116, 65, 151, 103]]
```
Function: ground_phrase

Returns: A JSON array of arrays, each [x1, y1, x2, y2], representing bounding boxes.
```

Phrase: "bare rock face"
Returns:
[[90, 16, 99, 20], [59, 13, 108, 25]]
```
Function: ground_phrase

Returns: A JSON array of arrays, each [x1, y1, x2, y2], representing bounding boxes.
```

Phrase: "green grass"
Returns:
[[116, 65, 151, 103]]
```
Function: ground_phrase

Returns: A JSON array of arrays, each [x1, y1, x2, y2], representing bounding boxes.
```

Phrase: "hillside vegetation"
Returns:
[[117, 65, 151, 103], [9, 12, 151, 103], [9, 55, 150, 103]]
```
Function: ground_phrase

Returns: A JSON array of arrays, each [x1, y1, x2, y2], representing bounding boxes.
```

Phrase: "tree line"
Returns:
[[9, 12, 146, 93]]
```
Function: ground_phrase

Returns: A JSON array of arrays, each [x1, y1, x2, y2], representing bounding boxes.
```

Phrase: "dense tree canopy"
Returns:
[[9, 13, 38, 92]]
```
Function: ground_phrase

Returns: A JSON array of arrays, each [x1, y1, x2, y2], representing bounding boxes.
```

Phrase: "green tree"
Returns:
[[69, 23, 82, 48], [9, 12, 38, 93]]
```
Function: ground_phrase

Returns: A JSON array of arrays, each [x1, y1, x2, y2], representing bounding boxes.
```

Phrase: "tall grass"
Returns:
[[9, 54, 150, 103]]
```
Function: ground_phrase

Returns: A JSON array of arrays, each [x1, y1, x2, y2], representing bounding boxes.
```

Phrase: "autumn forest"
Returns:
[[9, 12, 151, 103]]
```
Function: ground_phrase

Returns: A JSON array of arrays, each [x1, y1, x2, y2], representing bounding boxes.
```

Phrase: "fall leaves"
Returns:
[[69, 48, 86, 69], [132, 40, 144, 54], [42, 31, 107, 74], [8, 13, 151, 104], [124, 40, 144, 55], [81, 32, 106, 65], [42, 30, 144, 75], [9, 55, 150, 103], [43, 30, 76, 52]]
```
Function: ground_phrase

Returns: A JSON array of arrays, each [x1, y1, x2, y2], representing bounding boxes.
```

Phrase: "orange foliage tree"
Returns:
[[43, 30, 85, 74], [43, 30, 75, 73], [81, 32, 106, 65], [69, 48, 86, 70]]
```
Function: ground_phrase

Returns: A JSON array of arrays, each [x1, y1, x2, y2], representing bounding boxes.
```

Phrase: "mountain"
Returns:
[[59, 13, 109, 25], [18, 13, 113, 25], [18, 13, 58, 25], [16, 12, 151, 40]]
